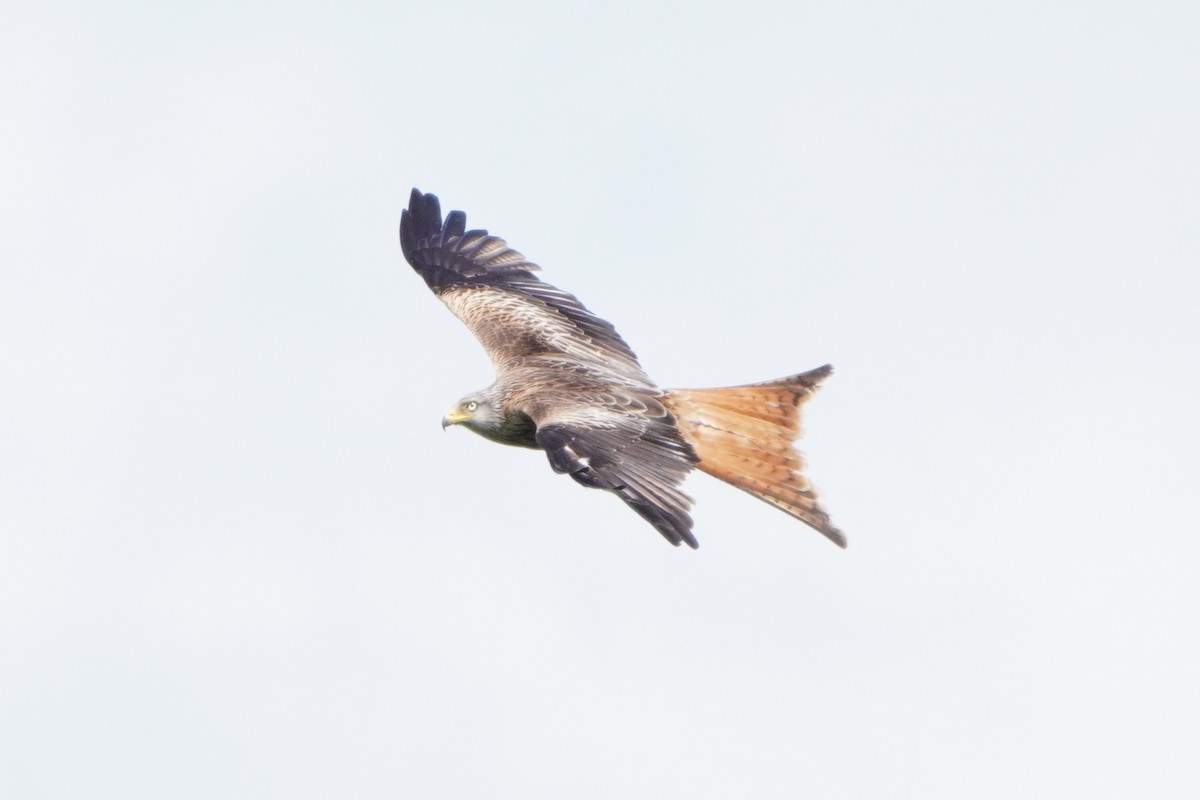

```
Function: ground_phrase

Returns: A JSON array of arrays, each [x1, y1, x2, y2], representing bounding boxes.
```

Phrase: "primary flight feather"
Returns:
[[400, 189, 845, 549]]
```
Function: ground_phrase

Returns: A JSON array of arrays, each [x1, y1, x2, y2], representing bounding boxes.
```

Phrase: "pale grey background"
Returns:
[[2, 1, 1198, 797]]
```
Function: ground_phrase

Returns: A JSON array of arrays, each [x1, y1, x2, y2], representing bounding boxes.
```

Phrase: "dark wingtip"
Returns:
[[445, 210, 467, 238], [652, 510, 699, 550], [401, 188, 448, 266]]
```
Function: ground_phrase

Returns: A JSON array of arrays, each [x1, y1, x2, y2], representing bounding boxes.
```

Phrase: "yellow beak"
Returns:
[[442, 408, 471, 430]]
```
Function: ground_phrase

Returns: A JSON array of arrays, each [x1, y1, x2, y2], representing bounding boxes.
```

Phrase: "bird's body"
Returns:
[[400, 189, 844, 549]]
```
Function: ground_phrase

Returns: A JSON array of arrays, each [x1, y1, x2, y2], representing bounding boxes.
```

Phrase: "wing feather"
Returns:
[[533, 391, 699, 548], [400, 189, 649, 381]]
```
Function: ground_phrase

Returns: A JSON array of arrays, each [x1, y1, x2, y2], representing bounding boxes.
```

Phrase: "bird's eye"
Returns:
[[466, 401, 478, 412]]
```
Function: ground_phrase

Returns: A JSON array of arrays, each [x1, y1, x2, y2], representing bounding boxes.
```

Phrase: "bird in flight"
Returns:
[[400, 189, 845, 549]]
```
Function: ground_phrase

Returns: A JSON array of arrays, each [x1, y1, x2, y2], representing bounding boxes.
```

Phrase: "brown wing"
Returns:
[[529, 387, 700, 548], [400, 189, 652, 384]]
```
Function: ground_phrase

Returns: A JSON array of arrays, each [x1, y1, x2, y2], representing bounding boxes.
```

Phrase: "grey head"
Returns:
[[441, 385, 538, 448]]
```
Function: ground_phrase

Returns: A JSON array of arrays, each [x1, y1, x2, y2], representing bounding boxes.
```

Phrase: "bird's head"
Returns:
[[442, 390, 504, 435]]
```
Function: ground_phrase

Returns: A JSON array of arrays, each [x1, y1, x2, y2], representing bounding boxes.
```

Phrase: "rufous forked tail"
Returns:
[[663, 365, 846, 547]]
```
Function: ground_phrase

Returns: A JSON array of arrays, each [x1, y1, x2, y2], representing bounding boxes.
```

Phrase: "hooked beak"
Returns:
[[442, 409, 470, 430]]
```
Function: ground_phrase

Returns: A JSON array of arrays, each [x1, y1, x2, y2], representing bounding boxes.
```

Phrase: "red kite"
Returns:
[[400, 189, 844, 549]]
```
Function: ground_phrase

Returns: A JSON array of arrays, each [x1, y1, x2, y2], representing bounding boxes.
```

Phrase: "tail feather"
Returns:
[[663, 365, 846, 548]]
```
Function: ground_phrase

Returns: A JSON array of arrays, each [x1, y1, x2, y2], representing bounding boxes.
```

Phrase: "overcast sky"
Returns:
[[2, 1, 1198, 797]]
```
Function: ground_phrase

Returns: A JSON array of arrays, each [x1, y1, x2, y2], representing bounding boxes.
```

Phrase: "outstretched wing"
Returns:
[[531, 390, 699, 548], [400, 189, 651, 384]]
